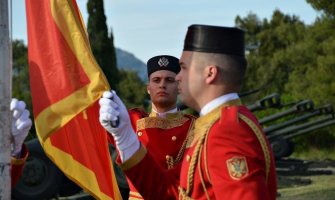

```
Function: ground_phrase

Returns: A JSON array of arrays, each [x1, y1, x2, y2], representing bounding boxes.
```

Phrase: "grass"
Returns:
[[276, 145, 335, 200], [292, 146, 335, 161], [277, 174, 335, 200]]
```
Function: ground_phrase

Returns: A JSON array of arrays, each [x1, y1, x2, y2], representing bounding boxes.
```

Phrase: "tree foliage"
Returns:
[[12, 40, 35, 137], [87, 0, 119, 88], [236, 7, 335, 151], [307, 0, 335, 17], [86, 0, 146, 108], [117, 70, 148, 109], [237, 10, 306, 99]]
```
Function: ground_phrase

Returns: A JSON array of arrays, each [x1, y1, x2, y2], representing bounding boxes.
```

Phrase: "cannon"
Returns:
[[247, 93, 281, 112], [264, 104, 333, 134], [268, 113, 335, 141], [244, 93, 334, 159], [259, 99, 314, 125], [268, 113, 335, 158]]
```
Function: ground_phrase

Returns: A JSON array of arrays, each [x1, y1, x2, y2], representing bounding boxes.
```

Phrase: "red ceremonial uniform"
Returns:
[[121, 100, 277, 200], [119, 108, 196, 199], [11, 144, 29, 187]]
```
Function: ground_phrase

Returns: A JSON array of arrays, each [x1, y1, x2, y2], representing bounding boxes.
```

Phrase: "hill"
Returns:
[[115, 48, 147, 82]]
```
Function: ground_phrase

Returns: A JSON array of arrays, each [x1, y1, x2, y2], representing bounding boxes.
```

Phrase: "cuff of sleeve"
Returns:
[[11, 144, 29, 165], [118, 145, 147, 171]]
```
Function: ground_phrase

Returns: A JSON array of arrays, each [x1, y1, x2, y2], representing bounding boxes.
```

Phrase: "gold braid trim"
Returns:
[[185, 112, 222, 195], [186, 99, 242, 148], [11, 154, 28, 165], [186, 131, 208, 195], [119, 145, 147, 171], [179, 187, 194, 200], [238, 113, 271, 183], [180, 99, 242, 199], [197, 145, 211, 200], [137, 112, 188, 130], [203, 129, 212, 184], [166, 117, 196, 169]]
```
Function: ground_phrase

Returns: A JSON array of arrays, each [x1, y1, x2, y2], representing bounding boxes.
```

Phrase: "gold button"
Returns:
[[186, 155, 191, 162], [137, 131, 142, 136], [172, 136, 177, 141]]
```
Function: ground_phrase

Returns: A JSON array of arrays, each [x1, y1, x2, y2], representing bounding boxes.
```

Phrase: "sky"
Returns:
[[12, 0, 320, 63]]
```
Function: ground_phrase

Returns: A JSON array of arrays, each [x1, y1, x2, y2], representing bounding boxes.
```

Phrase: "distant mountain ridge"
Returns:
[[115, 48, 148, 82]]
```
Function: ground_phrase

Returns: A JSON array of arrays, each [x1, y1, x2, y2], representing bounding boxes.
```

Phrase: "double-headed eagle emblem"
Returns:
[[158, 57, 169, 67]]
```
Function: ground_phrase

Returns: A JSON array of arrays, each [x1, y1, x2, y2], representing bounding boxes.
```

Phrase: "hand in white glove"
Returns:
[[99, 90, 139, 161], [10, 98, 32, 157]]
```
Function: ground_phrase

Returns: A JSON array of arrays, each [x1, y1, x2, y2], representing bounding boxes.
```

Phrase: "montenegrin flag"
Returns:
[[26, 1, 121, 199]]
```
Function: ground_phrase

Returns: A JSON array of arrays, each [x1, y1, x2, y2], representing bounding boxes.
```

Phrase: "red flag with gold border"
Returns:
[[26, 0, 121, 199]]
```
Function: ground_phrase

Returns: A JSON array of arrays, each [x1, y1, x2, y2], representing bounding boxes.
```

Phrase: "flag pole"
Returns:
[[0, 0, 12, 198]]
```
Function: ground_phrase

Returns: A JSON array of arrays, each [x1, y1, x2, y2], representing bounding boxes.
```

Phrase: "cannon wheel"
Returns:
[[12, 139, 63, 200], [271, 138, 294, 158]]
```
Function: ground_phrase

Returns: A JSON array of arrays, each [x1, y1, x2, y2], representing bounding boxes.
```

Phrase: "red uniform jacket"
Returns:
[[116, 108, 196, 199], [121, 101, 277, 200], [11, 144, 29, 187]]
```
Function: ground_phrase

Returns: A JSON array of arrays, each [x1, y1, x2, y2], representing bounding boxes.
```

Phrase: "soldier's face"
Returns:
[[176, 51, 204, 112], [147, 70, 178, 109]]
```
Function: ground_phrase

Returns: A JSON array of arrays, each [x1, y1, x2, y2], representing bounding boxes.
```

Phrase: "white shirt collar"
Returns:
[[199, 93, 239, 116], [152, 107, 178, 118]]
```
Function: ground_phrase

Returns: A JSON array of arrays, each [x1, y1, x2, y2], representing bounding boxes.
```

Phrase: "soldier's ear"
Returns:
[[205, 65, 218, 84]]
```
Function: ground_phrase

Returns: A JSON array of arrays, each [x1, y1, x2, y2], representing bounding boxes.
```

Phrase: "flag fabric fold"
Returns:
[[26, 0, 121, 199]]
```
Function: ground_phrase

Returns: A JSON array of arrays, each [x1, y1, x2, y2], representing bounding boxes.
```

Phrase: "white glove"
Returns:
[[99, 90, 140, 161], [10, 98, 32, 157]]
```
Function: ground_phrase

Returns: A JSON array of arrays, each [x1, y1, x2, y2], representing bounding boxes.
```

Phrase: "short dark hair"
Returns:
[[219, 54, 247, 87], [199, 53, 247, 88]]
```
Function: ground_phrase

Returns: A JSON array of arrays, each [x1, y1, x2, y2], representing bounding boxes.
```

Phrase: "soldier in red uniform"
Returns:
[[99, 55, 195, 199], [175, 25, 278, 200], [10, 98, 32, 187], [100, 25, 277, 200]]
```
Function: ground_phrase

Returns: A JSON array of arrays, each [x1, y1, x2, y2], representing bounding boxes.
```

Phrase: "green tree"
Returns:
[[236, 10, 306, 101], [285, 18, 335, 105], [87, 0, 119, 88], [12, 40, 31, 110], [236, 9, 335, 154], [117, 70, 148, 109], [12, 40, 35, 137], [307, 0, 335, 18]]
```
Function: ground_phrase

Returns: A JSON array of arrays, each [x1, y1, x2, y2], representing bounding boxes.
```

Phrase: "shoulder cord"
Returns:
[[238, 113, 271, 182], [185, 124, 211, 195], [197, 144, 211, 200]]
